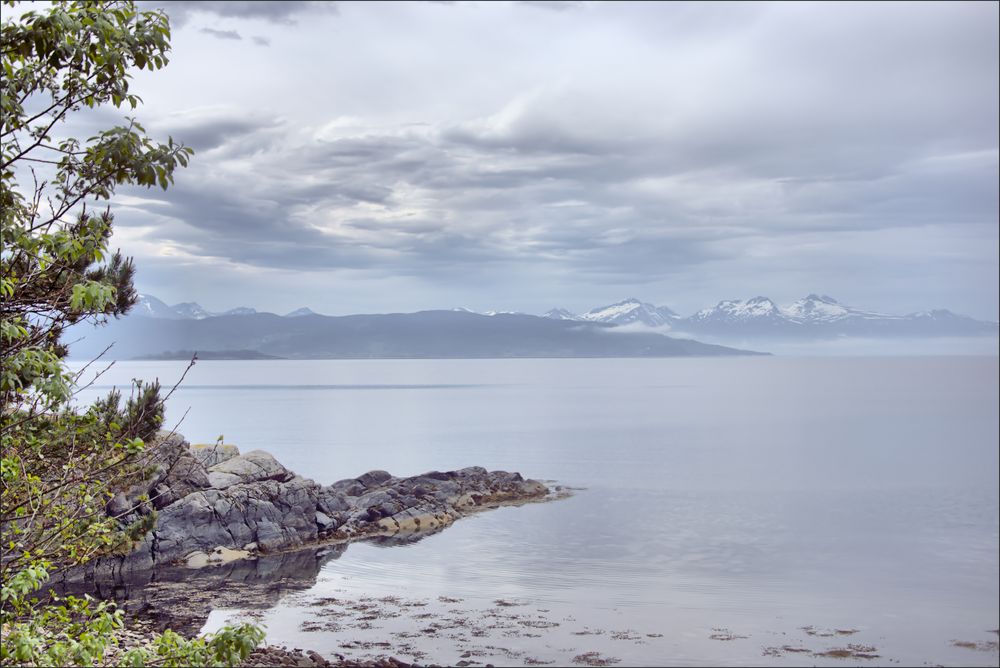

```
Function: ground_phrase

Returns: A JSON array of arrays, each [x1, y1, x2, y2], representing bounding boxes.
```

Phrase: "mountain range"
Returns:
[[138, 293, 996, 338], [542, 295, 998, 339], [70, 292, 994, 361], [135, 294, 319, 319]]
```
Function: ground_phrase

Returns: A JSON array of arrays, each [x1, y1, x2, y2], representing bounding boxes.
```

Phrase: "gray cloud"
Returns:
[[155, 114, 283, 152], [120, 106, 996, 293], [142, 1, 333, 26], [251, 35, 271, 47], [107, 1, 998, 320], [199, 27, 241, 40], [518, 1, 587, 11]]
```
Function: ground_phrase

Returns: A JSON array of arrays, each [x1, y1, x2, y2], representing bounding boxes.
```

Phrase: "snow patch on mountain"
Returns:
[[451, 307, 523, 316], [580, 298, 679, 327], [691, 296, 783, 323], [170, 302, 213, 319], [543, 308, 580, 321], [135, 294, 180, 319], [222, 307, 257, 316], [781, 294, 899, 323], [135, 295, 257, 319]]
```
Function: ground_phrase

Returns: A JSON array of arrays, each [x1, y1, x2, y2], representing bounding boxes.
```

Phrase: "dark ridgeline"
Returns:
[[68, 310, 763, 360]]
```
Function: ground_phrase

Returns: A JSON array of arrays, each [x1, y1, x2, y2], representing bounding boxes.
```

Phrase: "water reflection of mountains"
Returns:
[[54, 529, 446, 636]]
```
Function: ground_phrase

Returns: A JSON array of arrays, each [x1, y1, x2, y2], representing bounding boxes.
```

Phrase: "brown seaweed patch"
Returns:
[[572, 651, 621, 666], [482, 644, 525, 660], [813, 644, 880, 660], [762, 645, 812, 657], [952, 640, 1000, 652], [308, 596, 345, 607], [337, 640, 392, 650], [494, 599, 527, 607], [300, 619, 343, 633], [709, 628, 748, 641]]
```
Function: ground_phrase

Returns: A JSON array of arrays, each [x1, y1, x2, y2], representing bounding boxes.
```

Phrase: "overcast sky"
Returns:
[[80, 1, 1000, 318]]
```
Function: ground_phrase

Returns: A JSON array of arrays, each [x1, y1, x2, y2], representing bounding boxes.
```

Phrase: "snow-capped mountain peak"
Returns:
[[135, 294, 179, 319], [580, 297, 652, 320], [694, 296, 781, 323], [134, 295, 216, 319], [580, 298, 678, 327], [781, 294, 898, 323], [543, 308, 580, 321], [782, 294, 852, 323], [135, 296, 261, 319], [170, 302, 213, 320], [746, 296, 778, 312]]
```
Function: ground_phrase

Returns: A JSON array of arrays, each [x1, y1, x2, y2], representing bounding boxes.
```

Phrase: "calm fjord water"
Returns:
[[75, 357, 999, 666]]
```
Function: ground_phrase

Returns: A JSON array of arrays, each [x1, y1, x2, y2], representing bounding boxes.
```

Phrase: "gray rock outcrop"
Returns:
[[101, 433, 549, 575], [189, 442, 240, 468]]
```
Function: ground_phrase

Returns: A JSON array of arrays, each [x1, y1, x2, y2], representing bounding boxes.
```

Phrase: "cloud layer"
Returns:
[[108, 1, 997, 318]]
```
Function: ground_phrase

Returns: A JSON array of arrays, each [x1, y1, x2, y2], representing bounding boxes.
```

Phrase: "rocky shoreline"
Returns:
[[50, 432, 561, 666], [67, 431, 555, 582]]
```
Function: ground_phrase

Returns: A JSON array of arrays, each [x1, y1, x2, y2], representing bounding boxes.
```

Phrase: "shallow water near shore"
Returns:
[[72, 356, 1000, 666]]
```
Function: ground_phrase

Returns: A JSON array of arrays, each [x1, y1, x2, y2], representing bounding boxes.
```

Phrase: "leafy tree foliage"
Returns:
[[1, 2, 262, 664]]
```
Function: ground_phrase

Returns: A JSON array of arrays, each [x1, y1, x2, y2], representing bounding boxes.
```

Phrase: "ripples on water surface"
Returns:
[[73, 357, 1000, 666]]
